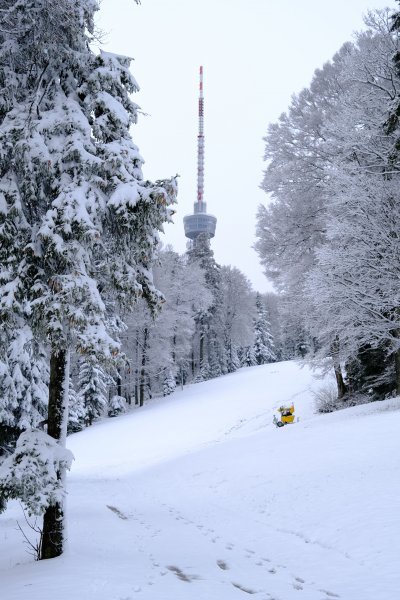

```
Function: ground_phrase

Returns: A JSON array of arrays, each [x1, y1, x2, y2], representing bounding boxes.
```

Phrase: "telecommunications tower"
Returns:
[[183, 66, 217, 243]]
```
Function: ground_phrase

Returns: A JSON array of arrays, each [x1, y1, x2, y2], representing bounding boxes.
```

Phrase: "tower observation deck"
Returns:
[[184, 66, 217, 242]]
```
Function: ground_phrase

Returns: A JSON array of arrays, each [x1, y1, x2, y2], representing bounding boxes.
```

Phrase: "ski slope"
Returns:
[[1, 360, 399, 600]]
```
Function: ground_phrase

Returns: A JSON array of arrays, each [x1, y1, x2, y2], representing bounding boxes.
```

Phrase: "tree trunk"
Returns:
[[394, 348, 400, 396], [41, 348, 69, 560], [172, 334, 176, 364], [116, 370, 122, 397], [139, 328, 148, 407], [135, 332, 139, 405], [394, 329, 400, 396], [331, 337, 347, 399], [199, 328, 205, 372], [191, 349, 195, 378], [334, 364, 348, 399]]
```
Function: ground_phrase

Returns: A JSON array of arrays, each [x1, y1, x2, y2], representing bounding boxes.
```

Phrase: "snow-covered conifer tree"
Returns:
[[77, 357, 109, 426], [253, 293, 276, 365], [0, 327, 48, 432], [0, 0, 176, 558], [219, 266, 255, 373], [67, 378, 86, 434], [108, 395, 126, 417], [241, 346, 257, 368], [187, 234, 225, 379], [163, 370, 176, 396]]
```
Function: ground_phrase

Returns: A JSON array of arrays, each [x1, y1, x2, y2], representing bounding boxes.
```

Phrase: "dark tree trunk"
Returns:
[[331, 337, 347, 399], [139, 328, 148, 407], [394, 330, 400, 396], [394, 348, 400, 396], [116, 370, 122, 397], [41, 348, 69, 560], [172, 334, 176, 364], [334, 364, 348, 399], [135, 332, 139, 405], [199, 328, 205, 371]]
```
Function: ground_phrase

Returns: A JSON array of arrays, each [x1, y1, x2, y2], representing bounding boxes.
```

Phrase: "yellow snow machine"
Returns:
[[274, 404, 295, 428]]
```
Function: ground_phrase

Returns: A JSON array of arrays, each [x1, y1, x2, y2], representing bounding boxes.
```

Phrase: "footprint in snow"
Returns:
[[166, 565, 200, 582], [106, 505, 128, 520], [231, 582, 257, 594], [292, 582, 303, 590], [216, 559, 229, 570]]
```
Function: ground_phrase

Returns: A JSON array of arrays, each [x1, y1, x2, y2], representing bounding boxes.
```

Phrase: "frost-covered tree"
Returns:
[[256, 9, 400, 399], [0, 0, 176, 558], [187, 234, 225, 379], [220, 266, 255, 373], [108, 395, 126, 417], [67, 378, 85, 434], [241, 345, 257, 368], [253, 293, 276, 364], [385, 1, 400, 136], [0, 327, 48, 432], [163, 370, 176, 396], [306, 12, 400, 395], [255, 42, 351, 396], [77, 357, 109, 426], [120, 248, 212, 399], [152, 249, 212, 387]]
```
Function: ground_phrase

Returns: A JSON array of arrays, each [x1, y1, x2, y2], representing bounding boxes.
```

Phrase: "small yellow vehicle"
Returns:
[[274, 404, 295, 428]]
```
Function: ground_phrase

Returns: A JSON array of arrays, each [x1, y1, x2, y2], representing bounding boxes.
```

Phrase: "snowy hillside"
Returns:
[[1, 361, 399, 600]]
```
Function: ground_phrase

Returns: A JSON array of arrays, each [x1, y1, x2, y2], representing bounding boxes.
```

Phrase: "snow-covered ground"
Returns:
[[1, 360, 399, 600]]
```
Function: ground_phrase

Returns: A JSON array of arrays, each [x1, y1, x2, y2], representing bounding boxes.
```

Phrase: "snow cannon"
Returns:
[[274, 404, 295, 428]]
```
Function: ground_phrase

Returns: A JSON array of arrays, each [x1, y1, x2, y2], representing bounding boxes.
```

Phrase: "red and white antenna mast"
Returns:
[[197, 65, 205, 211], [183, 66, 216, 243]]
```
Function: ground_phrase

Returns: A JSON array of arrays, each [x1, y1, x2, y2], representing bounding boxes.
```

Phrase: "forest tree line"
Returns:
[[68, 236, 279, 433]]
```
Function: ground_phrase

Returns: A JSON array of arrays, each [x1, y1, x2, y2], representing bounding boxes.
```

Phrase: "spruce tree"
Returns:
[[67, 378, 86, 434], [0, 0, 176, 558], [108, 395, 126, 417], [241, 345, 257, 367], [253, 293, 276, 365], [78, 357, 109, 426], [225, 342, 241, 373], [187, 234, 225, 379], [163, 369, 176, 396]]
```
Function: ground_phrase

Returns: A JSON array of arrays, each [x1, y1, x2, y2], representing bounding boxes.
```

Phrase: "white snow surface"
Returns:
[[1, 360, 399, 600]]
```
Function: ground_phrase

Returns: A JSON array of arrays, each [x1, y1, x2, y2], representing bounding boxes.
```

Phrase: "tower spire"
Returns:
[[197, 65, 204, 210], [183, 66, 217, 243]]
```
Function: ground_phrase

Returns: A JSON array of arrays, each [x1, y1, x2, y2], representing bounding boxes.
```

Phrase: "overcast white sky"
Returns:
[[96, 0, 396, 293]]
